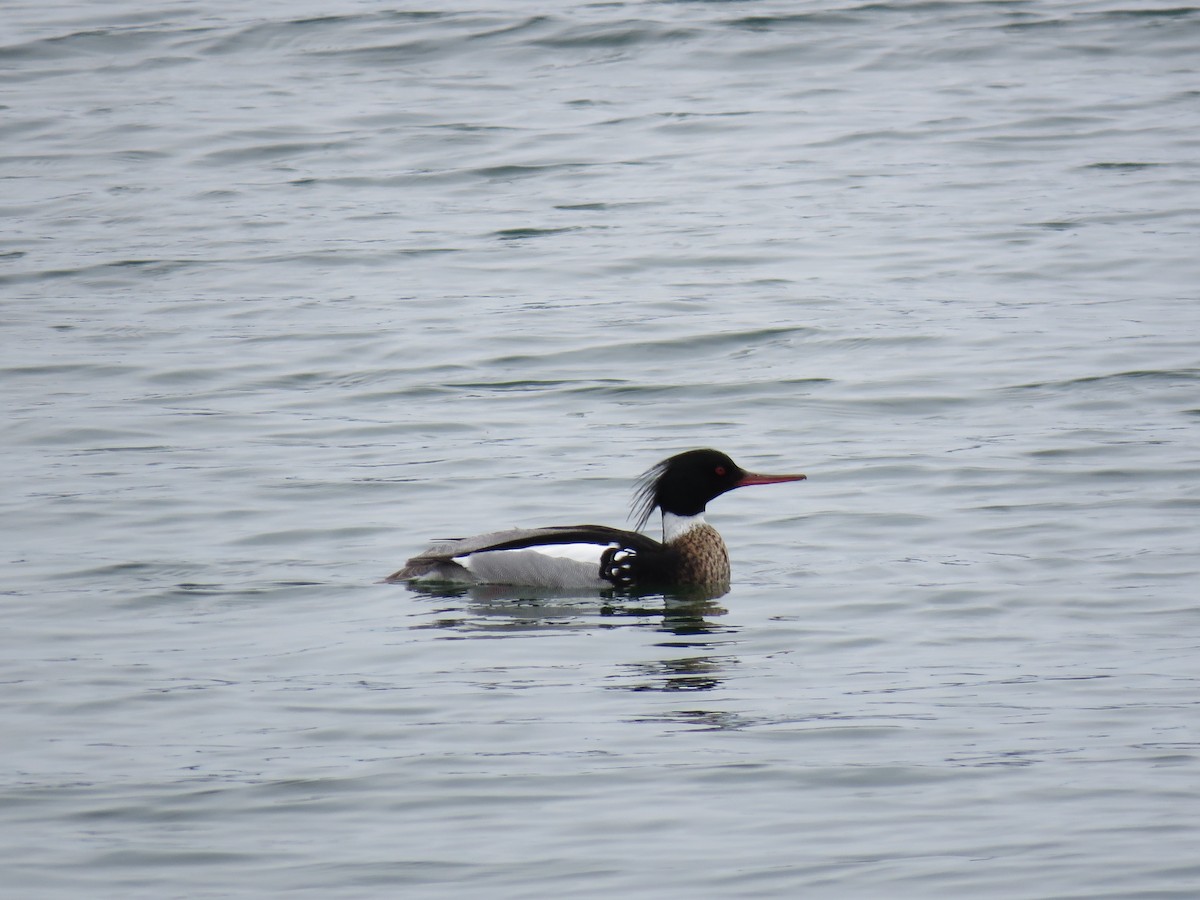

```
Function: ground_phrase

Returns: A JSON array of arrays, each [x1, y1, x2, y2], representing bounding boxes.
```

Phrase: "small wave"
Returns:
[[1010, 369, 1200, 391]]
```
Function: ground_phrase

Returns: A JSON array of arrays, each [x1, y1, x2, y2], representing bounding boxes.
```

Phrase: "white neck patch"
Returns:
[[662, 511, 707, 543]]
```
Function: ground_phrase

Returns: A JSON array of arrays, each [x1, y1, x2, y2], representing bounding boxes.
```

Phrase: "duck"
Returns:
[[386, 448, 805, 591]]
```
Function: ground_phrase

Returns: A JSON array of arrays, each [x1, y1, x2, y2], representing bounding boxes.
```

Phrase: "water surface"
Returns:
[[3, 2, 1199, 897]]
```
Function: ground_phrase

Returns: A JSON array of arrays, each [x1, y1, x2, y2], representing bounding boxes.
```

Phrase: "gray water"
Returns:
[[3, 1, 1200, 897]]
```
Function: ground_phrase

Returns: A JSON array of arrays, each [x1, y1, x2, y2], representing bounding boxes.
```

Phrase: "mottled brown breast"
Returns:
[[668, 523, 731, 588]]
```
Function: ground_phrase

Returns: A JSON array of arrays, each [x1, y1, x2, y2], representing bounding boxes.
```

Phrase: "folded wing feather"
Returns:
[[387, 525, 663, 586]]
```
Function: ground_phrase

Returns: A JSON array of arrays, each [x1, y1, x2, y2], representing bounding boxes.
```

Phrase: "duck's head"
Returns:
[[632, 448, 806, 528]]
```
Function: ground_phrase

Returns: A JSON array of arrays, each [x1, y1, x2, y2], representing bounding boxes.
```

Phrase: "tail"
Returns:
[[384, 557, 476, 583]]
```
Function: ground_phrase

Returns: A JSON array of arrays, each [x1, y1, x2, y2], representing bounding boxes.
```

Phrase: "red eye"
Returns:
[[714, 466, 726, 476]]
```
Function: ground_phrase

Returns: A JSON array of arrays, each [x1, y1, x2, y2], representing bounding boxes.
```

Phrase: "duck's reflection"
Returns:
[[618, 654, 730, 693], [405, 582, 729, 633], [403, 582, 736, 694]]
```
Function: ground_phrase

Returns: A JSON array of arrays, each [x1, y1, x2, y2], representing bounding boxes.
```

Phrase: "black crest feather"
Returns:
[[631, 457, 670, 530]]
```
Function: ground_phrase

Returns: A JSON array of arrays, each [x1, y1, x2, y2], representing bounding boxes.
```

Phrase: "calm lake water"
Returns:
[[3, 1, 1200, 897]]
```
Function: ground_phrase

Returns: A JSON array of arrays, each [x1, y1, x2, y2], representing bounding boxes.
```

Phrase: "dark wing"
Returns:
[[386, 525, 663, 583]]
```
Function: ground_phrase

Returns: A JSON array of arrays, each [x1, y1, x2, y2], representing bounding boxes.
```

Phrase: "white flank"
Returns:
[[460, 543, 613, 588]]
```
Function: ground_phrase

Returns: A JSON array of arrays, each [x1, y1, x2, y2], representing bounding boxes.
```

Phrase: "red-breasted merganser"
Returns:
[[386, 449, 806, 590]]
